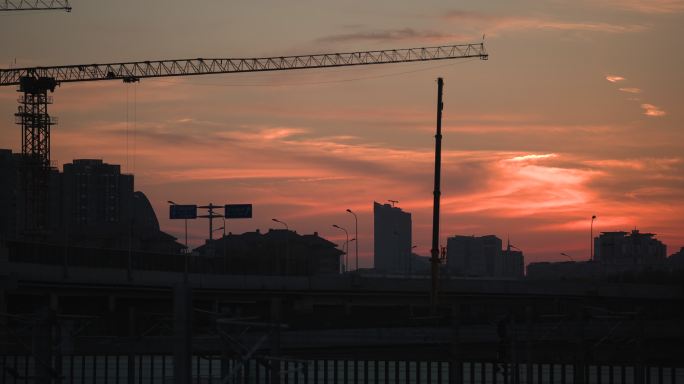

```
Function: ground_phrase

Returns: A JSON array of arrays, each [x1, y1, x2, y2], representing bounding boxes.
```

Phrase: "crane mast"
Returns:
[[0, 42, 487, 231], [0, 0, 70, 11]]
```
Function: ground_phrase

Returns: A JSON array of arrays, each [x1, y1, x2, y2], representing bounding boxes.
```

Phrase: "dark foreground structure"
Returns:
[[1, 240, 683, 384]]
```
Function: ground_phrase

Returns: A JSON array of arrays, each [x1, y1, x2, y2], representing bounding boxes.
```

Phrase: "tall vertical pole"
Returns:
[[209, 204, 215, 241], [430, 77, 444, 310], [173, 285, 192, 384], [346, 209, 358, 271], [184, 218, 188, 251], [184, 218, 189, 282], [590, 215, 596, 261], [199, 203, 223, 258]]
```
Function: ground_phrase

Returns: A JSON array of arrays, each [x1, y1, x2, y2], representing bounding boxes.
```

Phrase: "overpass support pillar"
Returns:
[[128, 307, 137, 384], [526, 306, 533, 384], [634, 309, 645, 384], [174, 284, 193, 384], [0, 289, 6, 344], [449, 305, 463, 384], [33, 307, 54, 384], [270, 298, 282, 384], [573, 308, 586, 384]]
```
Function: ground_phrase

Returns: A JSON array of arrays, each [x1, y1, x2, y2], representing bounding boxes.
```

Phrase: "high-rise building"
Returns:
[[373, 202, 411, 273], [446, 235, 501, 276], [446, 235, 524, 278], [594, 229, 666, 266], [502, 241, 525, 278], [0, 149, 182, 253], [0, 150, 20, 239], [61, 159, 134, 232]]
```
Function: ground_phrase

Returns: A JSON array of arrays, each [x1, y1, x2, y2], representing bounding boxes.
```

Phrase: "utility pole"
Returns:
[[430, 77, 444, 311], [198, 203, 223, 242]]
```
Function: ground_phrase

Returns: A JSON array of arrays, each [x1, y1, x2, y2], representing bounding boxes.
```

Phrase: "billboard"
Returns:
[[169, 204, 197, 219], [225, 204, 252, 219]]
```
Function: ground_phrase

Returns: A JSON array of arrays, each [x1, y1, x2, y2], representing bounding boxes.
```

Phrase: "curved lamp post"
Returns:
[[272, 218, 288, 230], [346, 209, 358, 271], [332, 224, 349, 273]]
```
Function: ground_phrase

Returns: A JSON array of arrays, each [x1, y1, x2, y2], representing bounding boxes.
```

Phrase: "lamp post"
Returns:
[[346, 209, 358, 271], [409, 245, 417, 275], [332, 224, 349, 273], [349, 237, 356, 270], [591, 215, 597, 261], [272, 218, 288, 230], [168, 200, 188, 252]]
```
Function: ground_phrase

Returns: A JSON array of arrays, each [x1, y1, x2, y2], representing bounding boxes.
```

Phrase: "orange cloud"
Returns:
[[619, 87, 641, 93], [508, 153, 558, 162], [606, 75, 625, 83], [601, 0, 684, 14], [316, 28, 470, 44], [641, 103, 666, 117], [443, 11, 645, 36]]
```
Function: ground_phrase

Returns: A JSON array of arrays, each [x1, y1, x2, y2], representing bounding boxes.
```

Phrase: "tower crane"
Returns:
[[0, 0, 71, 11], [0, 42, 487, 230]]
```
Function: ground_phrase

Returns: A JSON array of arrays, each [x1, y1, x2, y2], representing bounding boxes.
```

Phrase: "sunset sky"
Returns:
[[1, 0, 683, 266]]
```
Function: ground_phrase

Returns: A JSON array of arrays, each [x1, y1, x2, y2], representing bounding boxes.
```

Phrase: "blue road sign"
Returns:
[[225, 204, 252, 219], [170, 204, 197, 219]]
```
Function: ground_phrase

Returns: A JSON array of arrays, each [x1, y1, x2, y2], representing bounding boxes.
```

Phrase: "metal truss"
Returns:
[[0, 0, 70, 11], [0, 43, 487, 86]]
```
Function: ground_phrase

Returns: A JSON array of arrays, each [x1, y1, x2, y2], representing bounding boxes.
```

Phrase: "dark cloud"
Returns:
[[316, 28, 468, 44]]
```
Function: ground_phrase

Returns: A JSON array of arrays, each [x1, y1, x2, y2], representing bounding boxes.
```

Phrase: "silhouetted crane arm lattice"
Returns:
[[0, 43, 487, 86], [0, 0, 70, 11]]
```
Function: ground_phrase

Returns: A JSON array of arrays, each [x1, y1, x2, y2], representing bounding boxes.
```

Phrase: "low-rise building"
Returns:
[[196, 229, 343, 276]]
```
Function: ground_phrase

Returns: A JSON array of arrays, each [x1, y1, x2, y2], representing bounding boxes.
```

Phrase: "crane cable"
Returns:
[[125, 84, 129, 173], [124, 82, 139, 174], [133, 82, 137, 173]]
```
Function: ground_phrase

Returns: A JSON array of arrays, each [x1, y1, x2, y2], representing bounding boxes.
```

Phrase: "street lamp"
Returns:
[[346, 209, 358, 271], [591, 215, 597, 261], [561, 252, 574, 262], [272, 218, 288, 230], [332, 224, 349, 273]]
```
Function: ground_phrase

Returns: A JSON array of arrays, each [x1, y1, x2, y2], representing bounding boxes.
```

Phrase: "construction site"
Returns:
[[1, 1, 684, 384]]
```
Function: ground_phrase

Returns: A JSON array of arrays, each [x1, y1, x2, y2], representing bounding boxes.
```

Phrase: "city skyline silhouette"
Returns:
[[1, 1, 682, 267], [2, 2, 684, 383]]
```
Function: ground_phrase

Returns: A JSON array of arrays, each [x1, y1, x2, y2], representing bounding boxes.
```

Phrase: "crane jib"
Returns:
[[0, 43, 487, 87]]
